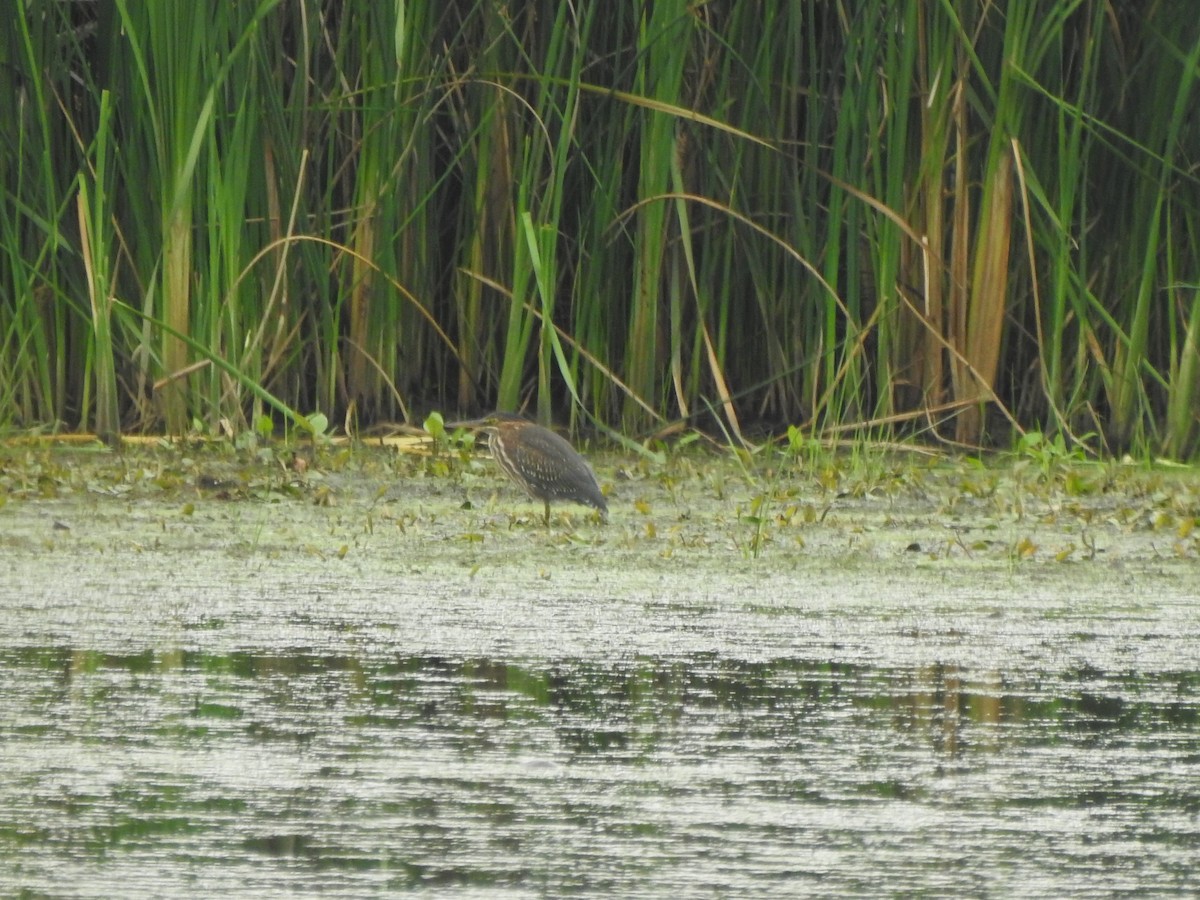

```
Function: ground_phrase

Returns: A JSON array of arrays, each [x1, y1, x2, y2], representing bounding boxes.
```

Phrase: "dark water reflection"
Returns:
[[3, 643, 1199, 896]]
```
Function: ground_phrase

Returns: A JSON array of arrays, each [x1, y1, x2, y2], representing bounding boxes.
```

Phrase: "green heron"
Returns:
[[457, 412, 607, 525]]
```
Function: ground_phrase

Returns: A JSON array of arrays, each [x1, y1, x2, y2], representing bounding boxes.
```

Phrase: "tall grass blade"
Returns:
[[75, 90, 120, 444]]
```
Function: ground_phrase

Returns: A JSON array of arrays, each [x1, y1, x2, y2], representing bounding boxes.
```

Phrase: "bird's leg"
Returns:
[[543, 499, 551, 528]]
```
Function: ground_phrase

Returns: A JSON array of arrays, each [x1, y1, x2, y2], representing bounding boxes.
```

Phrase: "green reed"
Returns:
[[2, 1, 1199, 461]]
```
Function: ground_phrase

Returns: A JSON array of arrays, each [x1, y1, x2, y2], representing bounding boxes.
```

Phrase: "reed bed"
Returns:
[[2, 1, 1198, 458]]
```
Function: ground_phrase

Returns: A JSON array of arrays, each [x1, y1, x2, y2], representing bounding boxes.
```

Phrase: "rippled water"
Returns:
[[2, 468, 1199, 896]]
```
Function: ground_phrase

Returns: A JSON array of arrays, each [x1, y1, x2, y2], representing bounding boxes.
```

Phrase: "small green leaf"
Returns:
[[423, 411, 445, 439]]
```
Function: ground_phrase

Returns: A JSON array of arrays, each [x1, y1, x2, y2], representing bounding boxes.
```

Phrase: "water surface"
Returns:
[[2, 448, 1198, 895]]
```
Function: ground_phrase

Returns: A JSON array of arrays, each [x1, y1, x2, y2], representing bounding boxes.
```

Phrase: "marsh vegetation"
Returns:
[[3, 2, 1200, 461]]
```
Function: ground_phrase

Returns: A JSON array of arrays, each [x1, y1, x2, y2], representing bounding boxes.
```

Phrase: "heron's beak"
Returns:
[[442, 417, 489, 430]]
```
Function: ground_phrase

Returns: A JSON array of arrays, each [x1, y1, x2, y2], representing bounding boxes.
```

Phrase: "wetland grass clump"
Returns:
[[3, 3, 1200, 464]]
